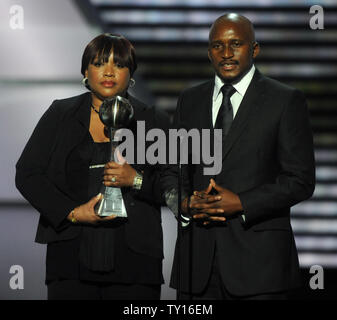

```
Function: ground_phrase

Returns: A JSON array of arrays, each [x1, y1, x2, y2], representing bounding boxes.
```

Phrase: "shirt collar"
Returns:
[[213, 65, 256, 100]]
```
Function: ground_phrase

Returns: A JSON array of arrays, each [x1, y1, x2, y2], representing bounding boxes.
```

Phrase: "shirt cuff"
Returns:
[[164, 188, 190, 227], [238, 213, 246, 225], [181, 214, 190, 227]]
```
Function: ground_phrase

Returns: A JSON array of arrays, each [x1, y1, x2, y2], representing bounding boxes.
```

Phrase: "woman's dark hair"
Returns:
[[81, 33, 137, 77]]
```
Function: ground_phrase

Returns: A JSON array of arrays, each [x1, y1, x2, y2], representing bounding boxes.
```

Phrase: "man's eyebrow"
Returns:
[[230, 39, 245, 44]]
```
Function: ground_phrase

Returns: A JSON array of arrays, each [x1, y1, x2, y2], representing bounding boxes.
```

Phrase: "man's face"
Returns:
[[208, 20, 259, 83]]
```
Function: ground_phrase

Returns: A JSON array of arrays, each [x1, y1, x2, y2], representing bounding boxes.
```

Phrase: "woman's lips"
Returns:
[[101, 81, 116, 87]]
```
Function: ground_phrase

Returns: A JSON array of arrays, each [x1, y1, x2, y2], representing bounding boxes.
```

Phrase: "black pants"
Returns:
[[180, 248, 287, 300], [47, 279, 161, 300]]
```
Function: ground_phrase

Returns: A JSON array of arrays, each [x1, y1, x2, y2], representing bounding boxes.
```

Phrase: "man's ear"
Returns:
[[85, 69, 88, 78], [252, 42, 260, 58], [207, 50, 212, 62]]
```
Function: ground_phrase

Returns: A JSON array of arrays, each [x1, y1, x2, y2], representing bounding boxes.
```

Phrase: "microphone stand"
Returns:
[[176, 131, 194, 300], [176, 136, 183, 300]]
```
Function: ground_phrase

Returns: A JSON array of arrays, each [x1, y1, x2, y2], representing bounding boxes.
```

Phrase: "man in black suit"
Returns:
[[162, 13, 315, 299]]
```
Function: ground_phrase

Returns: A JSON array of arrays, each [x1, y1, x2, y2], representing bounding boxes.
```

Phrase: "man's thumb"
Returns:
[[205, 182, 212, 194], [210, 179, 223, 191]]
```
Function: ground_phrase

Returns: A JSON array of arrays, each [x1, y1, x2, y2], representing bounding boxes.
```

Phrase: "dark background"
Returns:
[[0, 0, 336, 299]]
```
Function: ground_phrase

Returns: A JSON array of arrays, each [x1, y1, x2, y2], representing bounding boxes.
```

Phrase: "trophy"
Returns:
[[94, 96, 134, 217]]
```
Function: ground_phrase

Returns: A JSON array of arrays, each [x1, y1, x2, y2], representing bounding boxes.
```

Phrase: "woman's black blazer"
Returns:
[[16, 92, 168, 260]]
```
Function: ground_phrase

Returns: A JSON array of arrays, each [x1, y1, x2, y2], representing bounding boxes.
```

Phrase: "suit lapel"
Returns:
[[198, 80, 215, 130], [222, 70, 265, 161], [74, 92, 91, 131], [194, 80, 216, 187], [63, 93, 92, 157]]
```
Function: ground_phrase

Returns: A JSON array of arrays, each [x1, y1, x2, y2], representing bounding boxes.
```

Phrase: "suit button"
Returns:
[[130, 202, 135, 206]]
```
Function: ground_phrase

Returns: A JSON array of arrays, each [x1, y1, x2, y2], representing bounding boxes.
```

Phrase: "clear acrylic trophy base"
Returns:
[[94, 185, 127, 218]]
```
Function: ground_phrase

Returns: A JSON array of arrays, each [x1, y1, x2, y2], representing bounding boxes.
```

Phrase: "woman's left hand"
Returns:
[[103, 161, 136, 188]]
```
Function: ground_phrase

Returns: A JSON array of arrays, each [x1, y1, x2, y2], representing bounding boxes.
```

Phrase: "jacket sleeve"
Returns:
[[132, 105, 170, 206], [238, 90, 316, 224], [15, 101, 79, 231], [160, 93, 191, 218]]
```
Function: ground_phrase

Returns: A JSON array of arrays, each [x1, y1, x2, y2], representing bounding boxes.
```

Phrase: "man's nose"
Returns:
[[222, 45, 234, 59]]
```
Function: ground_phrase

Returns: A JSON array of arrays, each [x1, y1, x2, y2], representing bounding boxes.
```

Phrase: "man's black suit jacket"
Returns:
[[16, 92, 167, 261], [166, 70, 315, 296]]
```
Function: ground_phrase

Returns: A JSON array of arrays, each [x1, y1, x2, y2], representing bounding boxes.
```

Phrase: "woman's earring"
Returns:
[[81, 77, 88, 86], [129, 78, 136, 88]]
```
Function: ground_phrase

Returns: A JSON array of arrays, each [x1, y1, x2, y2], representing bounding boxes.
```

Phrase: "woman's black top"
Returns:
[[45, 137, 163, 285]]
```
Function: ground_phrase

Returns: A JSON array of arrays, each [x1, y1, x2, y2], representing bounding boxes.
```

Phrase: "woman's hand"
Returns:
[[67, 194, 117, 225], [103, 161, 136, 188]]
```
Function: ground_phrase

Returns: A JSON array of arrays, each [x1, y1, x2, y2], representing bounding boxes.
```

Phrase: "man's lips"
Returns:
[[101, 81, 116, 87], [219, 61, 238, 70], [219, 60, 238, 66]]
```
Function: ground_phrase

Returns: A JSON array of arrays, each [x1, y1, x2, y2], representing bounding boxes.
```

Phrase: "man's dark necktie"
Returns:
[[214, 84, 236, 136]]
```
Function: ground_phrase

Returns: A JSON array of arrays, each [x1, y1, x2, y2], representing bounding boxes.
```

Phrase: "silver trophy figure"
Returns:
[[94, 96, 134, 217]]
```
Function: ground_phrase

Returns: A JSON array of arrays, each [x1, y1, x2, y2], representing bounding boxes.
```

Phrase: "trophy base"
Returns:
[[94, 186, 127, 218]]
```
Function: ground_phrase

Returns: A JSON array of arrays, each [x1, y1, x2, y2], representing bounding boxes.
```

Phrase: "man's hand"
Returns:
[[190, 179, 243, 225], [181, 182, 213, 215], [103, 161, 137, 188]]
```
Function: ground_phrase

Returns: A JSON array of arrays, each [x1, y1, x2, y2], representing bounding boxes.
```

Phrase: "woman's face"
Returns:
[[85, 50, 130, 102]]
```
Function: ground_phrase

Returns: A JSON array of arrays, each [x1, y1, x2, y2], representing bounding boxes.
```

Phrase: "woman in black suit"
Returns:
[[15, 34, 168, 300]]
